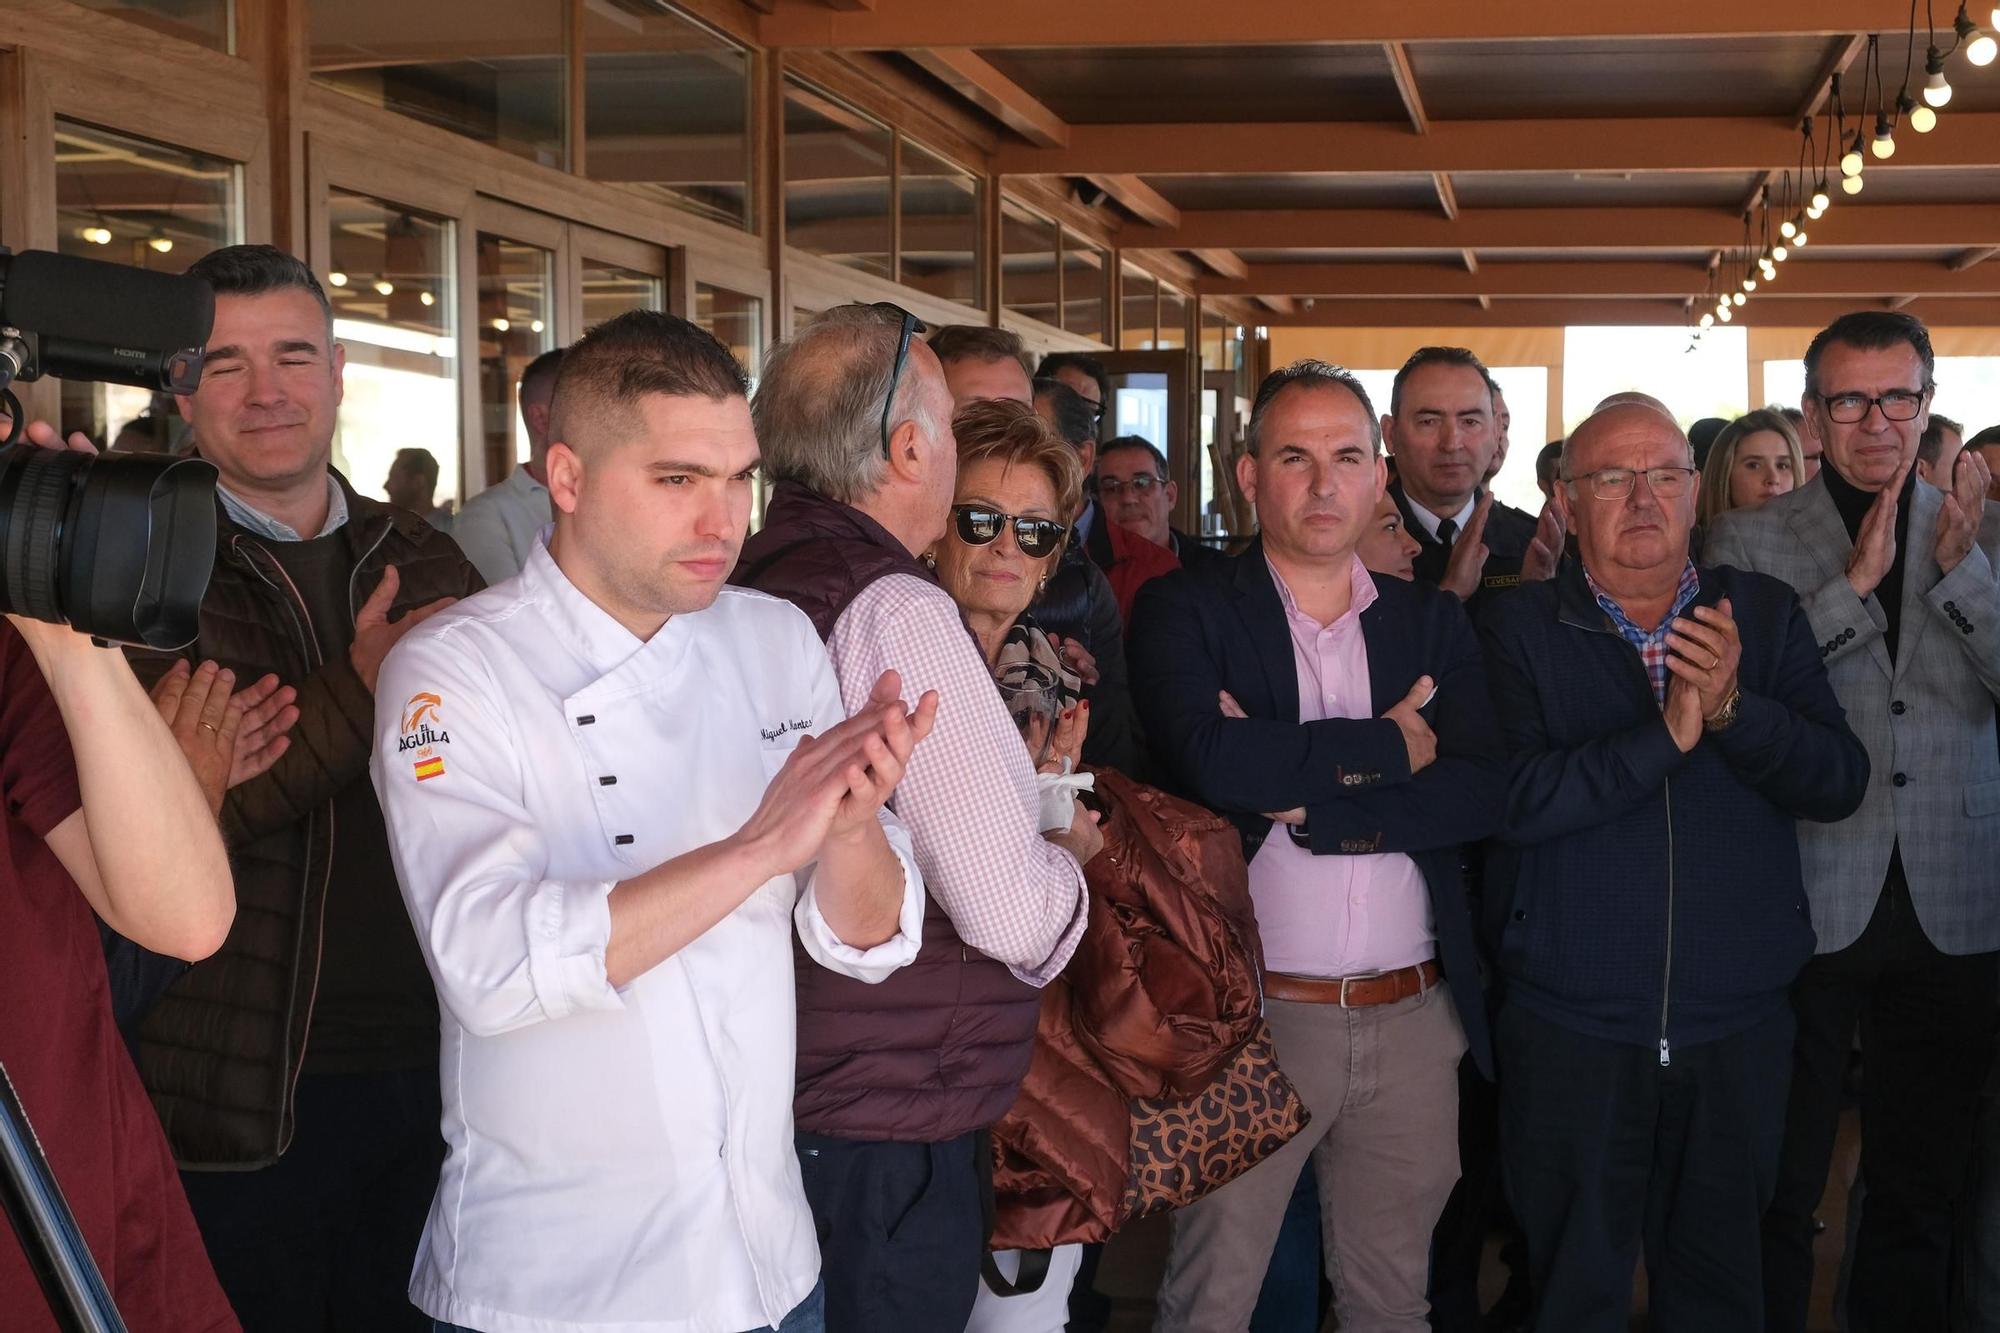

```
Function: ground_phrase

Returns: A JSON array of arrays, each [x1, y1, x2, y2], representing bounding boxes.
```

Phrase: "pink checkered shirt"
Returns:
[[827, 574, 1089, 986], [1584, 562, 1701, 707]]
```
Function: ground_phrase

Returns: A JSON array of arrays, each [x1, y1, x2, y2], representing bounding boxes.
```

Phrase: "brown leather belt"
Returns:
[[1264, 960, 1440, 1008]]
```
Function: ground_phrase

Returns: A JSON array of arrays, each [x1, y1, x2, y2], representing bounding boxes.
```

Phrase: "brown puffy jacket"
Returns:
[[123, 473, 482, 1167], [990, 769, 1266, 1249]]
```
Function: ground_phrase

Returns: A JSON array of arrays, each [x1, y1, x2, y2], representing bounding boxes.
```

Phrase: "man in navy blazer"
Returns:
[[1130, 359, 1505, 1333]]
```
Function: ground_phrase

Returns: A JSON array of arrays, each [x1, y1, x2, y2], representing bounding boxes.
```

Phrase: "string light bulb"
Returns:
[[1781, 218, 1798, 239], [373, 279, 395, 296], [1924, 49, 1954, 106], [1732, 291, 1747, 306], [530, 319, 546, 334], [1961, 6, 1999, 65], [1841, 137, 1866, 177], [1700, 313, 1715, 328], [1811, 187, 1831, 213], [328, 271, 348, 287], [1842, 173, 1866, 195], [1793, 226, 1809, 247], [1743, 276, 1758, 292], [78, 225, 112, 245], [1719, 305, 1734, 322], [1871, 116, 1896, 159], [1911, 103, 1939, 133], [492, 317, 510, 331], [1773, 243, 1790, 262], [418, 290, 434, 307]]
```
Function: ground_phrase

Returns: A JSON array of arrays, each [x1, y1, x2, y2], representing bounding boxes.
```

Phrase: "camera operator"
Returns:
[[0, 421, 244, 1332], [117, 244, 483, 1332]]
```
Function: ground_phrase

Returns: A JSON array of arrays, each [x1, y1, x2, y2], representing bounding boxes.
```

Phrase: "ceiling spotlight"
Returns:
[[492, 317, 510, 332], [1911, 103, 1939, 133], [1841, 138, 1866, 177], [1700, 312, 1715, 328], [328, 270, 349, 287], [78, 225, 112, 246], [1924, 49, 1954, 106], [1719, 305, 1734, 322], [1811, 188, 1831, 213], [1842, 173, 1866, 195], [373, 279, 395, 296]]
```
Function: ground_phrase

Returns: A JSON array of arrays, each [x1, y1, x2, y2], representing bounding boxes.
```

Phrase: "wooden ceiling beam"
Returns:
[[1950, 246, 2000, 272], [1191, 248, 1250, 280], [1739, 34, 1866, 216], [906, 48, 1069, 148], [1193, 258, 2000, 299], [1258, 295, 1296, 314], [1385, 42, 1427, 135], [1431, 172, 1458, 220], [994, 113, 2000, 175], [1118, 204, 2000, 252], [1084, 173, 1181, 227], [756, 0, 1897, 49], [1245, 296, 2000, 328]]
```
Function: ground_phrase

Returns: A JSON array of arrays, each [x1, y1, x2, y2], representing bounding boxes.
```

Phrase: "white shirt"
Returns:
[[1403, 492, 1475, 543], [370, 540, 926, 1333], [452, 466, 553, 585]]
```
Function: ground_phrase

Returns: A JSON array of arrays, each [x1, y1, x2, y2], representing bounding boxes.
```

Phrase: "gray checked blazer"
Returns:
[[1705, 472, 2000, 956]]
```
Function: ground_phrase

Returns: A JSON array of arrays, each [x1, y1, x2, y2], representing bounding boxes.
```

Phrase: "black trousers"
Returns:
[[1762, 876, 2000, 1333], [795, 1130, 985, 1333], [180, 1067, 443, 1333], [1499, 1003, 1794, 1333]]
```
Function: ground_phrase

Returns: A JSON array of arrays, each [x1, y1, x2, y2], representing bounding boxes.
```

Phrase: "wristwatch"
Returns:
[[1703, 688, 1741, 732]]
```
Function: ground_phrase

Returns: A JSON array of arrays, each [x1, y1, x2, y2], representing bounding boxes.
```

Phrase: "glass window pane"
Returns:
[[73, 0, 229, 51], [783, 82, 891, 280], [696, 284, 763, 384], [326, 192, 460, 507], [581, 259, 663, 328], [1059, 232, 1105, 343], [310, 0, 564, 168], [1121, 266, 1157, 350], [900, 140, 981, 308], [1561, 326, 1746, 432], [1002, 197, 1057, 328], [1199, 306, 1228, 373], [585, 3, 751, 230], [55, 121, 239, 449], [1158, 284, 1187, 350], [476, 234, 554, 486]]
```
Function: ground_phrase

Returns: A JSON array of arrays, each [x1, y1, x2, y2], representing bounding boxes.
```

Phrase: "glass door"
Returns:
[[1095, 350, 1196, 536]]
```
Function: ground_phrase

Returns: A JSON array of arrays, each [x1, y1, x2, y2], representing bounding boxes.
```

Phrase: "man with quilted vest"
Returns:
[[122, 245, 482, 1332], [733, 303, 1095, 1333]]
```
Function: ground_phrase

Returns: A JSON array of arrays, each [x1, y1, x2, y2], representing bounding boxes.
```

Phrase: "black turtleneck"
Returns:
[[1821, 459, 1916, 662]]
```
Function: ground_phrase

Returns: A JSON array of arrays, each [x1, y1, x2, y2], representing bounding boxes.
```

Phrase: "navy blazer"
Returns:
[[1128, 538, 1508, 1076]]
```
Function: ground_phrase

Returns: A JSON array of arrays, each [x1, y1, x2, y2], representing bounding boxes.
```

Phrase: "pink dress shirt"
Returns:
[[1249, 555, 1436, 979]]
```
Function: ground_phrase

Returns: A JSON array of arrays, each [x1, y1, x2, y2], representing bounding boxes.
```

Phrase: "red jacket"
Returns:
[[1101, 520, 1181, 628]]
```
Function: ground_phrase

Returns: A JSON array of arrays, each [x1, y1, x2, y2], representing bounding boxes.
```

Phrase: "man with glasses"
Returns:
[[1479, 402, 1867, 1332], [1097, 434, 1223, 573], [1704, 310, 2000, 1333], [733, 304, 1095, 1333]]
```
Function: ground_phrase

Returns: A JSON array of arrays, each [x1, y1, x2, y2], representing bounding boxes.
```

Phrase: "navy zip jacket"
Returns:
[[1477, 558, 1869, 1056]]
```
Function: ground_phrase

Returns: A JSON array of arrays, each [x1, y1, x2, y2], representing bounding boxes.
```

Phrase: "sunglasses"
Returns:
[[873, 302, 929, 459], [951, 505, 1069, 559]]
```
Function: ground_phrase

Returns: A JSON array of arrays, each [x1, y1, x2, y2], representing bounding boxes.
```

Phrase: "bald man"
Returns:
[[1479, 404, 1866, 1333]]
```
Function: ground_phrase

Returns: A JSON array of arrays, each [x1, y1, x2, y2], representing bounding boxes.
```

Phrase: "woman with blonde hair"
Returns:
[[1698, 408, 1806, 526]]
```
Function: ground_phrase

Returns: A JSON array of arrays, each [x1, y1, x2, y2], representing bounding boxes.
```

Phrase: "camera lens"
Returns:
[[0, 445, 217, 649]]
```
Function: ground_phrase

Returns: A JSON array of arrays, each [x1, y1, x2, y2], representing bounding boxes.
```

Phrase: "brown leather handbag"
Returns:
[[1121, 1017, 1309, 1218]]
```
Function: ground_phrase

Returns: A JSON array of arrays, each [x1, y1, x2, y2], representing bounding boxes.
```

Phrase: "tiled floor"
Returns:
[[1089, 1112, 1864, 1332]]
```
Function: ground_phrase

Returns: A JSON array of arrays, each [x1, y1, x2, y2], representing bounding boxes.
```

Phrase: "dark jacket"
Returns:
[[1033, 541, 1150, 778], [1391, 480, 1538, 613], [1477, 560, 1869, 1055], [990, 770, 1268, 1250], [733, 480, 1045, 1143], [1171, 528, 1227, 574], [1128, 540, 1507, 1076], [123, 473, 482, 1167]]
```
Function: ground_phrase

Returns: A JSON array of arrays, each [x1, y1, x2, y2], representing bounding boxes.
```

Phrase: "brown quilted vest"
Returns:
[[733, 481, 1044, 1143]]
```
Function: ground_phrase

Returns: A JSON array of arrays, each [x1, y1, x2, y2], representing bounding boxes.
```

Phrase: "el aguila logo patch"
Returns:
[[399, 691, 451, 780]]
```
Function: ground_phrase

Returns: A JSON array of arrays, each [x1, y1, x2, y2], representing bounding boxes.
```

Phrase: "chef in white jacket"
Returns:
[[371, 310, 936, 1333]]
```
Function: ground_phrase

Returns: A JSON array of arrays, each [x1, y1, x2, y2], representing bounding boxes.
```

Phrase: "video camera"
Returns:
[[0, 247, 219, 649]]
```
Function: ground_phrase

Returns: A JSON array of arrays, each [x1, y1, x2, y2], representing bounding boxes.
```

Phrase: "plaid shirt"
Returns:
[[1584, 562, 1701, 706], [826, 573, 1089, 986]]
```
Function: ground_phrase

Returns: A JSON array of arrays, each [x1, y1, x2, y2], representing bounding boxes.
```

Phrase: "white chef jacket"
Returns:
[[370, 539, 926, 1333]]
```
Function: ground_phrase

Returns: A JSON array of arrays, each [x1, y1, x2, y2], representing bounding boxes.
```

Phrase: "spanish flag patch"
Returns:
[[414, 756, 446, 781]]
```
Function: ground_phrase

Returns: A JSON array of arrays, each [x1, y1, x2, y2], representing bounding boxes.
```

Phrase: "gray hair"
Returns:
[[1246, 359, 1382, 456], [752, 305, 939, 505]]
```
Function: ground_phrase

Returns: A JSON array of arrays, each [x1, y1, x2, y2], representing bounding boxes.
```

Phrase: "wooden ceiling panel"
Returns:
[[974, 44, 1404, 125], [1142, 173, 1442, 211], [1408, 35, 1838, 120]]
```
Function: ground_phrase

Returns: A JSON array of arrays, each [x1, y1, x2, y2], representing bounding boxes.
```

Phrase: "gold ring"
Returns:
[[198, 722, 218, 734]]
